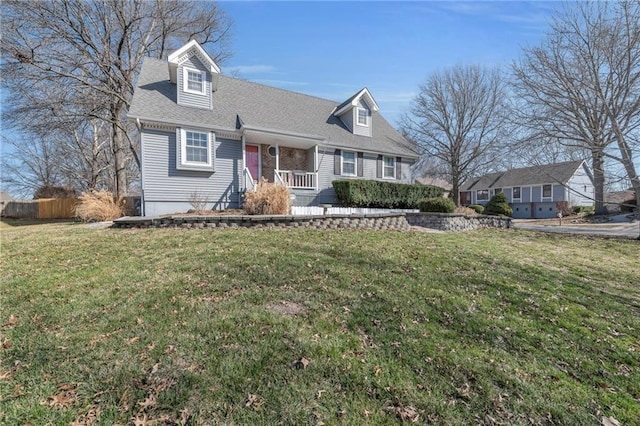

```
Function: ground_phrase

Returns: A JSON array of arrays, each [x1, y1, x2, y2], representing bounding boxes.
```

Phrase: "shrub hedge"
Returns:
[[418, 197, 455, 213], [332, 179, 444, 209], [468, 204, 485, 214]]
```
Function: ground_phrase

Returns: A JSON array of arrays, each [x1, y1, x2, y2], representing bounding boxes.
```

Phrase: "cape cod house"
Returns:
[[127, 40, 418, 216], [460, 160, 594, 219]]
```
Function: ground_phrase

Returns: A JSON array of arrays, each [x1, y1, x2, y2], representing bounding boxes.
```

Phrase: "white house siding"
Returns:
[[566, 164, 595, 207], [141, 129, 241, 216], [177, 56, 212, 110]]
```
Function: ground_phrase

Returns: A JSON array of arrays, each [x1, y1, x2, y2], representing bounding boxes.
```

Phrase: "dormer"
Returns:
[[333, 88, 379, 137], [168, 40, 220, 110]]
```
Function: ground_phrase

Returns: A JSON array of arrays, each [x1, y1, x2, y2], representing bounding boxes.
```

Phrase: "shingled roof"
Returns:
[[462, 160, 587, 191], [128, 58, 419, 158]]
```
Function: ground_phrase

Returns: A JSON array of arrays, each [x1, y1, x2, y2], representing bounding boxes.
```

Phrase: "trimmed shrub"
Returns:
[[418, 197, 455, 213], [332, 179, 444, 208], [75, 190, 124, 222], [243, 178, 291, 215], [484, 192, 512, 216], [468, 204, 485, 214]]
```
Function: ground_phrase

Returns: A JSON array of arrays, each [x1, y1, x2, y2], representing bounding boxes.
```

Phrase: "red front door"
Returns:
[[246, 145, 259, 181]]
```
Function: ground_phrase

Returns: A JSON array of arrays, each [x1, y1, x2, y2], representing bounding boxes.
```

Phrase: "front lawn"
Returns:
[[1, 221, 638, 424]]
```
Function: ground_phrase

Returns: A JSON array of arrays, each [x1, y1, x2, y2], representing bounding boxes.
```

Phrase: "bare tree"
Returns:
[[1, 0, 233, 196], [512, 1, 640, 214], [401, 64, 511, 205]]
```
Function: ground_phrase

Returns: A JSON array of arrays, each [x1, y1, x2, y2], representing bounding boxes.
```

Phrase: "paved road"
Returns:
[[513, 220, 640, 239]]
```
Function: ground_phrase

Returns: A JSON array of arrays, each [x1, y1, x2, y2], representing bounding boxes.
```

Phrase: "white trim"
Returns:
[[476, 189, 489, 201], [183, 67, 206, 95], [168, 40, 221, 74], [180, 128, 213, 168], [341, 150, 357, 176], [356, 107, 369, 127], [333, 87, 380, 116], [511, 186, 522, 202], [542, 184, 553, 200], [382, 155, 395, 179]]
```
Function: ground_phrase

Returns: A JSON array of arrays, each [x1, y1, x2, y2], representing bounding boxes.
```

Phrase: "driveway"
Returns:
[[513, 214, 640, 239]]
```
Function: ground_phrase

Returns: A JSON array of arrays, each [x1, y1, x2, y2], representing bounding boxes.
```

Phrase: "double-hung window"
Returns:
[[383, 156, 396, 179], [177, 128, 213, 171], [542, 184, 552, 199], [357, 107, 368, 126], [477, 189, 489, 201], [512, 186, 521, 200], [185, 131, 208, 164], [341, 151, 356, 176], [184, 68, 205, 94]]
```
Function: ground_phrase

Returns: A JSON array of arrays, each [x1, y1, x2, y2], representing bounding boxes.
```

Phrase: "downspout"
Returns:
[[136, 118, 145, 217]]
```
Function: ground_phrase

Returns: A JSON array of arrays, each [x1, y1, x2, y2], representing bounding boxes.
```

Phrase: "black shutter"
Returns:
[[357, 152, 364, 177], [376, 155, 382, 178], [396, 157, 402, 180], [334, 149, 341, 175]]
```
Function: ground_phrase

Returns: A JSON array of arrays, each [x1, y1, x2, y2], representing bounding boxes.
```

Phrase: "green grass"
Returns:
[[1, 220, 638, 425]]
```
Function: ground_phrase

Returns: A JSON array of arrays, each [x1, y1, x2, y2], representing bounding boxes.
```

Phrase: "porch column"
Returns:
[[314, 145, 319, 190]]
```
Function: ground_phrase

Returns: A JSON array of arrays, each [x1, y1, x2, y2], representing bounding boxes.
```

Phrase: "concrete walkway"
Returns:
[[513, 214, 640, 239]]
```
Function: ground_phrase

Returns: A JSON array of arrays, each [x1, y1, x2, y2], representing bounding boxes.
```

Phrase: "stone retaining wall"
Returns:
[[112, 213, 411, 230], [112, 212, 512, 232], [406, 212, 511, 231]]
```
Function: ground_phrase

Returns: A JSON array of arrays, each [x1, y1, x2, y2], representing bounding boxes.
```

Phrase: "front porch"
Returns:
[[242, 143, 319, 191]]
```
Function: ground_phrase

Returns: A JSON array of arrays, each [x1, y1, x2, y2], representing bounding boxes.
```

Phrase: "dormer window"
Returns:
[[357, 107, 368, 126], [184, 67, 205, 94]]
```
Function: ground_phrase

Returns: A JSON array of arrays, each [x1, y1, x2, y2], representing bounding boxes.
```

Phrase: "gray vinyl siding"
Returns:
[[511, 203, 532, 219], [522, 186, 531, 203], [353, 100, 372, 137], [339, 110, 354, 133], [531, 186, 542, 202], [553, 184, 565, 201], [141, 129, 241, 214], [503, 188, 512, 201], [177, 56, 212, 110]]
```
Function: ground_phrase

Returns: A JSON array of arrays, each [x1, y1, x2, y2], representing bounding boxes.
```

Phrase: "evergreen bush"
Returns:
[[484, 192, 512, 216], [417, 197, 455, 213], [468, 204, 485, 214], [332, 179, 443, 208]]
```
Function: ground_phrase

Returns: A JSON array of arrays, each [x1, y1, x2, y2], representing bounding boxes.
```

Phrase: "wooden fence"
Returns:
[[1, 197, 140, 219]]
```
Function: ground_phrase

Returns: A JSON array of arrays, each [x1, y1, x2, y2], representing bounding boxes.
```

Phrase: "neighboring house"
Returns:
[[414, 177, 452, 198], [460, 160, 594, 219], [127, 40, 418, 216]]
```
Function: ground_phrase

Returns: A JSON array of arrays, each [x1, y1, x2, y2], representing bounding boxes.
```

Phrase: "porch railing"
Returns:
[[243, 167, 256, 191], [275, 170, 317, 190]]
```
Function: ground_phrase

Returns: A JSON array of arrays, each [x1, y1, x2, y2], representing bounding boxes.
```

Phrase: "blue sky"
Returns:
[[220, 1, 558, 125]]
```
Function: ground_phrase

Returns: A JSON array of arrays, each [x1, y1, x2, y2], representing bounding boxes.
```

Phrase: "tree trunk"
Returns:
[[592, 151, 606, 215], [111, 112, 128, 197]]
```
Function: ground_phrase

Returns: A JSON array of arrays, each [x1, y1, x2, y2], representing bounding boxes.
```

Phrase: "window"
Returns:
[[512, 186, 521, 200], [177, 129, 213, 171], [341, 151, 356, 175], [357, 107, 368, 126], [542, 184, 552, 199], [477, 189, 489, 201], [184, 68, 205, 94], [495, 188, 502, 194], [185, 131, 208, 163], [383, 156, 395, 179]]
